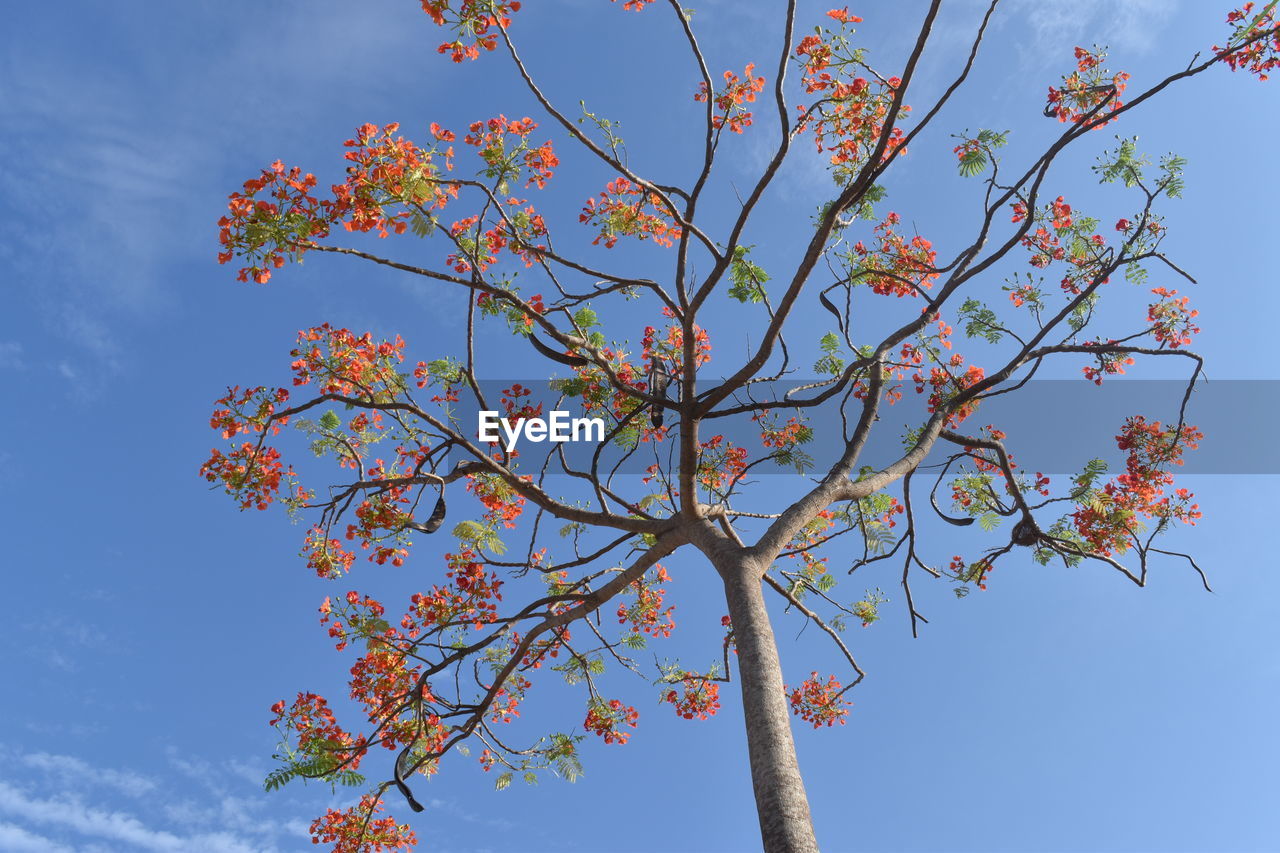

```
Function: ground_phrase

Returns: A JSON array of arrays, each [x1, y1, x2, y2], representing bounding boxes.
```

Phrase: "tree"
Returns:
[[202, 2, 1279, 851]]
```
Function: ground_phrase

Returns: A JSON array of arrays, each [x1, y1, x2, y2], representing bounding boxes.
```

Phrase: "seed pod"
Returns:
[[819, 289, 845, 335], [930, 487, 975, 527], [648, 357, 669, 428], [394, 748, 426, 813], [409, 493, 446, 535], [1011, 517, 1038, 546], [531, 333, 589, 367]]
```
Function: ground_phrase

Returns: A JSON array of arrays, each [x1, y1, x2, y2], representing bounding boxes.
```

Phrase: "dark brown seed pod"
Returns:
[[406, 493, 446, 535], [530, 333, 589, 367], [818, 289, 845, 335], [648, 357, 669, 428], [1011, 516, 1038, 546]]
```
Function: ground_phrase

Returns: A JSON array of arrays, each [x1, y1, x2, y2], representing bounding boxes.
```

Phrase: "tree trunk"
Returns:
[[722, 559, 820, 853]]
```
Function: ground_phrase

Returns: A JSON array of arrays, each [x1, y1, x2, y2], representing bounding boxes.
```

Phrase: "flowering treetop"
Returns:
[[204, 2, 1278, 851]]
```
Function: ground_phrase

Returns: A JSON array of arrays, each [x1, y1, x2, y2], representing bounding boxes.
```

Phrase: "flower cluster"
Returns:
[[584, 698, 639, 744], [911, 353, 987, 427], [303, 527, 358, 579], [1072, 416, 1203, 555], [662, 674, 722, 720], [1046, 46, 1130, 127], [1011, 196, 1114, 298], [848, 212, 938, 297], [344, 475, 413, 568], [217, 161, 328, 284], [617, 566, 676, 639], [579, 177, 682, 248], [1081, 340, 1136, 385], [209, 385, 290, 439], [793, 11, 909, 178], [463, 115, 558, 189], [219, 119, 559, 285], [695, 63, 767, 134], [419, 0, 522, 62], [798, 82, 907, 175], [754, 412, 813, 450], [336, 122, 456, 238], [787, 673, 851, 728], [489, 674, 533, 725], [309, 794, 417, 853], [1147, 287, 1200, 348], [1215, 4, 1280, 80], [200, 443, 289, 511], [559, 342, 664, 447], [405, 548, 506, 630], [696, 435, 749, 494], [642, 306, 713, 370], [269, 691, 364, 767], [290, 324, 407, 398], [947, 555, 993, 591], [467, 472, 527, 529]]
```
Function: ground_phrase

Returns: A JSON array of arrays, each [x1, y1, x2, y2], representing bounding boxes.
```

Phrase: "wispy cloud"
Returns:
[[0, 745, 319, 852], [0, 341, 23, 370], [22, 720, 106, 739], [0, 781, 269, 853], [0, 820, 74, 853], [0, 3, 427, 400], [163, 748, 313, 842], [20, 753, 157, 799], [427, 796, 516, 831], [1006, 0, 1178, 59]]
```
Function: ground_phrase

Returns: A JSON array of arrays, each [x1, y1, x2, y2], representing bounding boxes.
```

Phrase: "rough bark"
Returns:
[[721, 557, 820, 853]]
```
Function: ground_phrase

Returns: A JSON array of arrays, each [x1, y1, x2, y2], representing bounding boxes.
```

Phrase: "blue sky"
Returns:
[[1, 1, 1278, 851]]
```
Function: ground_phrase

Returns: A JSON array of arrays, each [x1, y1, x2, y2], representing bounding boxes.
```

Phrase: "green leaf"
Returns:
[[425, 357, 463, 385], [452, 520, 508, 555], [958, 298, 1003, 343], [958, 148, 987, 178], [1159, 153, 1188, 199], [334, 770, 366, 788], [814, 332, 846, 375], [728, 245, 770, 303], [495, 772, 513, 791], [263, 767, 296, 792], [408, 211, 436, 237], [318, 410, 341, 431], [977, 129, 1009, 147]]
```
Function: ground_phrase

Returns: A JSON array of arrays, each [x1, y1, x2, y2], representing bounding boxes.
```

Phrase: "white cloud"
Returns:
[[0, 2, 428, 401], [0, 341, 23, 370], [0, 820, 74, 853], [427, 796, 515, 831], [0, 745, 323, 852], [0, 778, 281, 850], [42, 649, 75, 672], [1007, 0, 1178, 58], [21, 753, 156, 798], [162, 748, 312, 841], [224, 756, 269, 788], [0, 780, 270, 853], [22, 720, 106, 739]]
